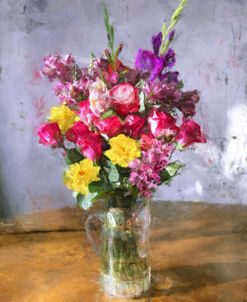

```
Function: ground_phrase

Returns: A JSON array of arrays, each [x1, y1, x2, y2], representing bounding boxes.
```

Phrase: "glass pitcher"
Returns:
[[85, 194, 151, 298]]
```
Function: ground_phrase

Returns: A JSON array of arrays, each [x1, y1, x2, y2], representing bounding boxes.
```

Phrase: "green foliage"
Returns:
[[76, 192, 98, 210], [161, 161, 184, 184], [104, 6, 115, 57], [160, 0, 187, 55], [139, 91, 146, 112], [101, 108, 115, 120], [64, 148, 83, 165]]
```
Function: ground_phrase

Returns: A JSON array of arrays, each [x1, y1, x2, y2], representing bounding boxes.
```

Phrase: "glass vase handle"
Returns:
[[85, 213, 104, 255]]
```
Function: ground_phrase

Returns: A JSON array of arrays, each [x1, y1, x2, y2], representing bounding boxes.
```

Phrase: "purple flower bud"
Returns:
[[152, 32, 162, 56], [168, 29, 175, 42]]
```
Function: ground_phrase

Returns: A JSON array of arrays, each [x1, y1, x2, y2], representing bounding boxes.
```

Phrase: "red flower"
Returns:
[[95, 115, 122, 138], [79, 133, 102, 161], [148, 108, 179, 138], [65, 120, 102, 160], [176, 119, 206, 147], [140, 133, 154, 150], [37, 122, 62, 147], [124, 114, 145, 139], [110, 83, 140, 116], [65, 121, 90, 143]]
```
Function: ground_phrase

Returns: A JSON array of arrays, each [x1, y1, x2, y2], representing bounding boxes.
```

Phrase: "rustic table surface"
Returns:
[[0, 201, 247, 302]]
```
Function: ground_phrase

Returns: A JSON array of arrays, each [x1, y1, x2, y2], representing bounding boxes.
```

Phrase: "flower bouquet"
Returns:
[[37, 0, 206, 298]]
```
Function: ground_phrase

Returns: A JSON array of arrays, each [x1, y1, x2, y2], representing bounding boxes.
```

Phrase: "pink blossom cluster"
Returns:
[[41, 54, 77, 82], [129, 140, 175, 198]]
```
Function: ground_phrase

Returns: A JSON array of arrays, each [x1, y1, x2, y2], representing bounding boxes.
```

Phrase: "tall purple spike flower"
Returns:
[[135, 49, 164, 82], [162, 48, 176, 69], [152, 32, 162, 56]]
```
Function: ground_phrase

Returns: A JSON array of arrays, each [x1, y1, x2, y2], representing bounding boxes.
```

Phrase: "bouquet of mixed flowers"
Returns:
[[37, 2, 205, 208], [37, 0, 206, 297]]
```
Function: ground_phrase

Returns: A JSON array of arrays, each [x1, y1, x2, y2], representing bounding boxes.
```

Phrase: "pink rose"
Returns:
[[78, 100, 97, 127], [37, 122, 62, 147], [124, 114, 145, 139], [79, 133, 102, 161], [65, 121, 90, 143], [89, 79, 111, 117], [95, 115, 122, 138], [148, 108, 179, 138], [176, 119, 206, 148], [140, 133, 154, 150], [110, 83, 140, 116]]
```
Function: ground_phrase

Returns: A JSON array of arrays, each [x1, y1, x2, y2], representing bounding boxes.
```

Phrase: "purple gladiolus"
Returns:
[[152, 32, 162, 56], [162, 48, 176, 69], [135, 49, 165, 82], [149, 56, 164, 81], [135, 49, 156, 71]]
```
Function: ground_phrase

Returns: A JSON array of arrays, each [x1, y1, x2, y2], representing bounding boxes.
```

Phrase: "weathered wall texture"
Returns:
[[0, 0, 246, 217]]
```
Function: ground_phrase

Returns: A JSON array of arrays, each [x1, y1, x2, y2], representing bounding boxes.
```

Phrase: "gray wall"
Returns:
[[0, 0, 247, 218]]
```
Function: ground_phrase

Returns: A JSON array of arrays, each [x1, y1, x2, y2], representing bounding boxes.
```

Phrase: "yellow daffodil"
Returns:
[[49, 104, 79, 134], [64, 159, 100, 195], [105, 134, 141, 167]]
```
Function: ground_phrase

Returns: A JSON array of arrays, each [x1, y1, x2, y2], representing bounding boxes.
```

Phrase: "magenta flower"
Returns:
[[37, 122, 62, 147], [78, 100, 97, 127]]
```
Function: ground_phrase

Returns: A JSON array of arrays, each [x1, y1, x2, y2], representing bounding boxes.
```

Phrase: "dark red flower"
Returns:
[[124, 114, 145, 139], [65, 121, 90, 143], [176, 119, 206, 147]]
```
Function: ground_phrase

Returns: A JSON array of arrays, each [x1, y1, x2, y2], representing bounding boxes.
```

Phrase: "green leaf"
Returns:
[[160, 0, 187, 55], [104, 6, 115, 55], [161, 21, 167, 37], [108, 162, 119, 182], [64, 148, 83, 165], [178, 80, 184, 89], [88, 180, 112, 194], [76, 192, 98, 210], [101, 108, 115, 120], [161, 161, 184, 184], [167, 161, 184, 176]]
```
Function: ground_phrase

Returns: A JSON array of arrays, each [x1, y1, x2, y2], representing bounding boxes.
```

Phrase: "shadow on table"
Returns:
[[147, 262, 247, 298]]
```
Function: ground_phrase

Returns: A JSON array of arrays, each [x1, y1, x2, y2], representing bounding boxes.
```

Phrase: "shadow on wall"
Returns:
[[0, 172, 11, 219]]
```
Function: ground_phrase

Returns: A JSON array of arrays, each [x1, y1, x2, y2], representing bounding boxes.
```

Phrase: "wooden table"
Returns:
[[0, 201, 247, 302]]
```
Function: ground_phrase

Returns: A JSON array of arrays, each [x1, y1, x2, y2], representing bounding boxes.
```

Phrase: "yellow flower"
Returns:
[[64, 159, 100, 195], [105, 134, 141, 167], [49, 104, 79, 134]]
